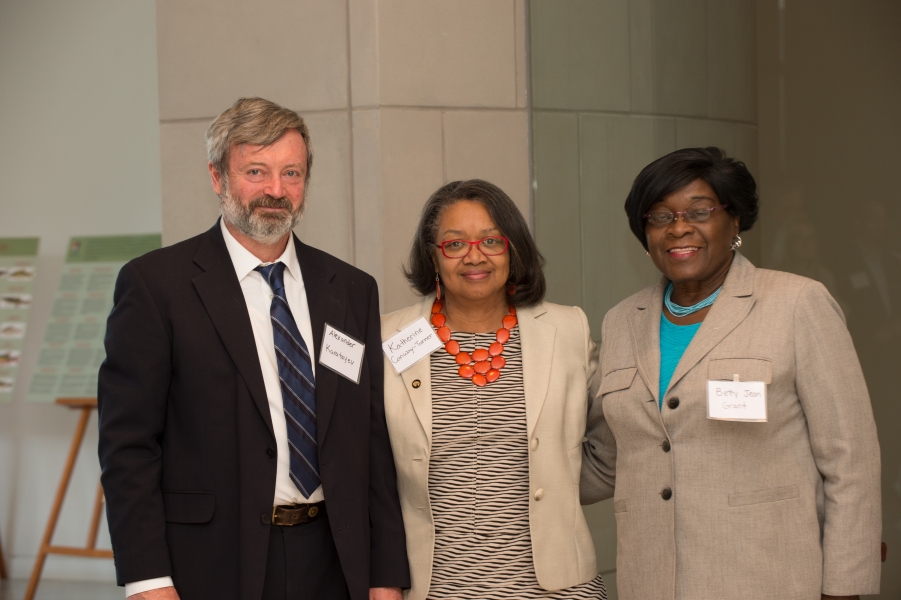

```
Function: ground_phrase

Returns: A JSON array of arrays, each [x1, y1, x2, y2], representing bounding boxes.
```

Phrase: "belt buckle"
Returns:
[[272, 503, 320, 526], [271, 504, 296, 526]]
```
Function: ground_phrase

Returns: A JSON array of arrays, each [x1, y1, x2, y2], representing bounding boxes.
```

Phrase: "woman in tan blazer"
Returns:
[[382, 180, 606, 599], [581, 147, 882, 600]]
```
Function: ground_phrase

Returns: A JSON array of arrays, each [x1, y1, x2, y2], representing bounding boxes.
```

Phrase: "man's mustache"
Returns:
[[249, 195, 293, 211]]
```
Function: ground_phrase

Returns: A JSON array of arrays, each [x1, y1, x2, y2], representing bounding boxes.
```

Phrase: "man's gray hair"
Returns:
[[206, 97, 313, 184]]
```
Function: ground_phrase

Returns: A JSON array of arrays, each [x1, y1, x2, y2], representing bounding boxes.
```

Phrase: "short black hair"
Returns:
[[624, 147, 759, 250], [403, 179, 546, 307]]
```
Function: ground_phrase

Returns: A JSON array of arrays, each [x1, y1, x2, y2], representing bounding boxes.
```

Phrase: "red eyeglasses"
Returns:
[[435, 236, 510, 258]]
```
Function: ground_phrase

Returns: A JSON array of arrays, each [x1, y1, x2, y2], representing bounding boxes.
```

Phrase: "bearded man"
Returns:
[[98, 98, 409, 600]]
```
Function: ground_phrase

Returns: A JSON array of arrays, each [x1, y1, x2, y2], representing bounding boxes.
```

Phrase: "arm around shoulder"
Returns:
[[572, 305, 601, 401], [579, 310, 616, 504]]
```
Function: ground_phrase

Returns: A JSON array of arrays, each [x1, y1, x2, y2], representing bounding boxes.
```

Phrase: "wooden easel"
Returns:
[[24, 398, 113, 600]]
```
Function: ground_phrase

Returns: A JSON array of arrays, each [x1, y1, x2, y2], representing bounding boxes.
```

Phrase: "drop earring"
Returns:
[[435, 272, 442, 301]]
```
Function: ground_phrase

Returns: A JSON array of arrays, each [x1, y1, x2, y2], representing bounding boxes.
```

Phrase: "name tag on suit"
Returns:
[[319, 323, 365, 383], [382, 317, 443, 374], [707, 374, 767, 422]]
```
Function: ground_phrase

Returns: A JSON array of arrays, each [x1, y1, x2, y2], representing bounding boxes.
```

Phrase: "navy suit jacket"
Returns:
[[98, 222, 410, 599]]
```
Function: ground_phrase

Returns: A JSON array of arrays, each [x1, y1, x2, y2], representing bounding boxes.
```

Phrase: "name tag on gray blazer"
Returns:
[[707, 376, 767, 421]]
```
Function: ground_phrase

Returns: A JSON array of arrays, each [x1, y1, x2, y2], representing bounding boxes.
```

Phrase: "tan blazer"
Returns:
[[581, 253, 882, 600], [382, 296, 601, 599]]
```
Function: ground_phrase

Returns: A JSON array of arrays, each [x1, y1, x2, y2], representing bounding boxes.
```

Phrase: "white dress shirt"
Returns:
[[125, 221, 323, 597]]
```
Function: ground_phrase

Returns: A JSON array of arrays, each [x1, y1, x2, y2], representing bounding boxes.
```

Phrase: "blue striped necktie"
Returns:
[[254, 262, 320, 499]]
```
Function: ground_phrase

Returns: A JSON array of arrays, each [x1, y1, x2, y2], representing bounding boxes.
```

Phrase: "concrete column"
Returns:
[[156, 0, 531, 313]]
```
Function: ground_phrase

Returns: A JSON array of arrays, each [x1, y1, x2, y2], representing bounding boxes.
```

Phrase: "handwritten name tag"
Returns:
[[707, 376, 767, 422], [319, 324, 365, 384], [382, 317, 443, 375]]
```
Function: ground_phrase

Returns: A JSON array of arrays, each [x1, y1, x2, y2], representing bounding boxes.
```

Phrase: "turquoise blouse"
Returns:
[[658, 313, 701, 410]]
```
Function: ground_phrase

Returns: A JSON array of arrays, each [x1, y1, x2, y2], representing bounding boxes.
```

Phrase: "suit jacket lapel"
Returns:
[[192, 223, 274, 437], [294, 236, 345, 446], [666, 252, 756, 394], [629, 281, 665, 411], [395, 297, 435, 446], [519, 303, 556, 437]]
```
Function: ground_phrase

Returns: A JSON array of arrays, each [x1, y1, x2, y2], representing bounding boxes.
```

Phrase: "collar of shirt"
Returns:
[[219, 218, 301, 285]]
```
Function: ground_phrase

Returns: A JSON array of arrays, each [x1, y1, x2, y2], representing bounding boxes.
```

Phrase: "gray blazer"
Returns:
[[581, 252, 881, 600]]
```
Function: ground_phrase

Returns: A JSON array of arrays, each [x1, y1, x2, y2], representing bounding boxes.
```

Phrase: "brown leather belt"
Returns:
[[271, 501, 326, 526]]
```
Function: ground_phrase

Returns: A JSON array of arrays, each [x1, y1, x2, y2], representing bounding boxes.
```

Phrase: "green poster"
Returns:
[[0, 238, 40, 401], [27, 234, 161, 403]]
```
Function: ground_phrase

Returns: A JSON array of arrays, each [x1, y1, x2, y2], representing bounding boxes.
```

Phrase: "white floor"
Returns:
[[0, 578, 122, 600]]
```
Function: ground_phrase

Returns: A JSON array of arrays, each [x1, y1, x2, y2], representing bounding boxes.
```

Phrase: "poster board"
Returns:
[[0, 238, 40, 400], [27, 234, 161, 402]]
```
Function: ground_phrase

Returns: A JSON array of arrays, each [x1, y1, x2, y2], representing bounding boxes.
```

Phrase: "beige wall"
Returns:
[[157, 0, 532, 314], [757, 1, 901, 596], [529, 1, 759, 593]]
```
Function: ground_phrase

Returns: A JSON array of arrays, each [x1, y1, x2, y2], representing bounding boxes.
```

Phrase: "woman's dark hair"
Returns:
[[403, 179, 546, 307], [624, 147, 759, 250]]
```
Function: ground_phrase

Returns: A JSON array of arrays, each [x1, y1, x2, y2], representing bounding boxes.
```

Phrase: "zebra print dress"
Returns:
[[427, 326, 607, 599]]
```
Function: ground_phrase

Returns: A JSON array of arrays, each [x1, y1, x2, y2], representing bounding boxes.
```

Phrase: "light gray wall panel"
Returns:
[[377, 0, 517, 108], [160, 120, 220, 246], [530, 0, 631, 112], [156, 0, 349, 120], [675, 117, 736, 153], [443, 110, 531, 219], [630, 0, 709, 117], [295, 112, 353, 264], [532, 111, 583, 308], [579, 114, 673, 336], [376, 109, 445, 313], [707, 0, 757, 123]]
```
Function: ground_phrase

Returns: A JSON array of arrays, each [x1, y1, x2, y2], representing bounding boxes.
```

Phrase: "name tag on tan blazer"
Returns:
[[707, 375, 767, 422], [382, 316, 443, 374]]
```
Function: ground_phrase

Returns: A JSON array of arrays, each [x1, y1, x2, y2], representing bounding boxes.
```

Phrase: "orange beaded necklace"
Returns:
[[430, 298, 517, 387]]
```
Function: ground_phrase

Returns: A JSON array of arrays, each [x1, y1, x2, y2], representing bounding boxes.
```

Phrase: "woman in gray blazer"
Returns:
[[581, 147, 881, 600]]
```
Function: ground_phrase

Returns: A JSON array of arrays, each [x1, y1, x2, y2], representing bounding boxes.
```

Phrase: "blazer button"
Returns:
[[661, 439, 671, 452], [661, 487, 673, 501], [266, 447, 276, 458], [667, 397, 680, 409], [412, 379, 421, 389], [533, 488, 545, 501], [261, 512, 271, 525], [530, 438, 539, 451]]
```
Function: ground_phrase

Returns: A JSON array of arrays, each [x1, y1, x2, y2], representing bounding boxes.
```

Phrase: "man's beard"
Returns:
[[219, 185, 305, 245]]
